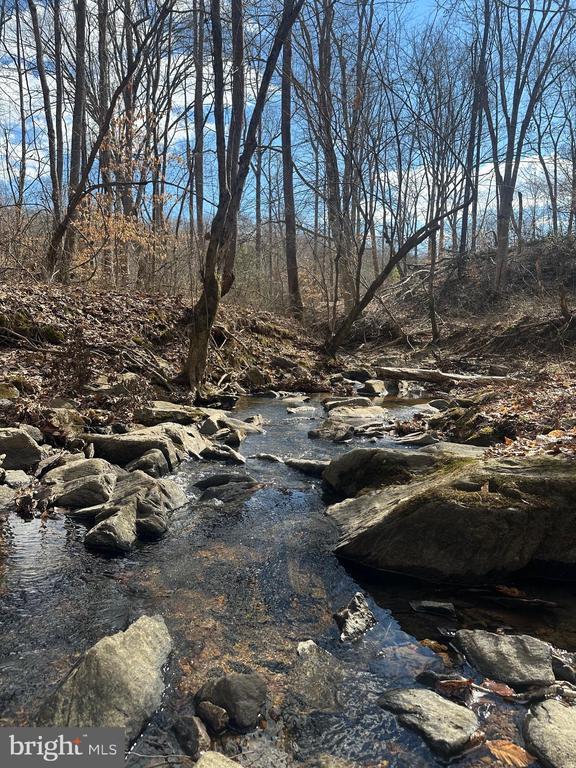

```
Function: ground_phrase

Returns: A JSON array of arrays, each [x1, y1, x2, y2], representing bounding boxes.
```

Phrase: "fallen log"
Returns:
[[373, 366, 516, 386]]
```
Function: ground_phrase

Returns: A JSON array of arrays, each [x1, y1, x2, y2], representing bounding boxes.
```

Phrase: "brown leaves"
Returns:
[[435, 677, 473, 700], [420, 638, 453, 666], [486, 740, 535, 767], [481, 679, 516, 698]]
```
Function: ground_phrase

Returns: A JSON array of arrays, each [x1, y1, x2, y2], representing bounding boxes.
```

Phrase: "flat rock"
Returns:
[[393, 431, 439, 447], [201, 445, 246, 465], [359, 379, 388, 395], [333, 592, 377, 642], [524, 700, 576, 768], [85, 423, 207, 470], [135, 401, 224, 426], [196, 672, 267, 731], [323, 397, 372, 412], [287, 405, 316, 415], [456, 630, 554, 688], [285, 458, 330, 477], [328, 455, 576, 580], [195, 473, 256, 489], [323, 447, 436, 497], [378, 688, 479, 757], [44, 458, 118, 508], [0, 428, 42, 469], [4, 469, 33, 488], [36, 615, 172, 743]]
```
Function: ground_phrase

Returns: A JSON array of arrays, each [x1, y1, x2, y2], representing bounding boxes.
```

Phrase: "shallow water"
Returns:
[[1, 395, 575, 766]]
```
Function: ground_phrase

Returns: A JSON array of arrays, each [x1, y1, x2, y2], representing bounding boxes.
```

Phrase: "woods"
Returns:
[[1, 0, 576, 382]]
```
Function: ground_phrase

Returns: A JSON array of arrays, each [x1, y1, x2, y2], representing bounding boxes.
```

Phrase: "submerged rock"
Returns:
[[195, 473, 256, 489], [196, 701, 230, 734], [456, 630, 554, 688], [172, 713, 211, 757], [378, 688, 479, 757], [0, 427, 42, 469], [37, 615, 172, 743], [289, 640, 345, 712], [524, 700, 576, 768], [195, 672, 267, 731], [333, 592, 377, 642], [285, 458, 330, 477]]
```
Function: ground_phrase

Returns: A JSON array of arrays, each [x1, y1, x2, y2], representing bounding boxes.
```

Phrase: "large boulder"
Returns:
[[456, 630, 554, 688], [43, 458, 118, 508], [37, 615, 172, 743], [195, 673, 267, 731], [84, 422, 207, 470], [0, 428, 42, 470], [378, 688, 479, 757], [524, 700, 576, 768], [327, 456, 576, 581], [323, 447, 436, 497]]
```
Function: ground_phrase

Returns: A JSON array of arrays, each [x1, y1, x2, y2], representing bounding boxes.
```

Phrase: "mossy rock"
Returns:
[[0, 382, 20, 400]]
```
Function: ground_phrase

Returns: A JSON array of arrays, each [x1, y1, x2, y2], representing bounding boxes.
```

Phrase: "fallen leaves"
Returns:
[[481, 679, 516, 698], [486, 740, 535, 767], [420, 638, 453, 666]]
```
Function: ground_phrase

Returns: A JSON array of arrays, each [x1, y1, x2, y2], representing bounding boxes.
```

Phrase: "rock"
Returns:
[[378, 688, 479, 757], [4, 469, 32, 489], [244, 366, 271, 389], [36, 615, 172, 743], [289, 640, 345, 712], [287, 405, 316, 415], [551, 650, 576, 684], [285, 458, 330, 477], [218, 416, 263, 435], [0, 382, 20, 399], [46, 407, 87, 438], [86, 372, 146, 397], [327, 405, 389, 423], [393, 431, 439, 447], [0, 428, 42, 469], [84, 502, 137, 552], [0, 485, 16, 516], [201, 445, 246, 465], [456, 630, 554, 688], [85, 423, 207, 469], [323, 397, 372, 412], [135, 401, 224, 427], [308, 419, 354, 442], [524, 700, 576, 768], [197, 701, 230, 734], [196, 672, 267, 731], [410, 601, 456, 618], [80, 471, 187, 549], [43, 458, 118, 508], [281, 396, 310, 406], [322, 447, 435, 497], [195, 753, 240, 768], [359, 379, 388, 395], [200, 481, 258, 505], [172, 713, 211, 757], [341, 368, 373, 383], [428, 399, 453, 412], [253, 453, 284, 463], [201, 416, 221, 436], [195, 473, 256, 489], [18, 424, 44, 443], [333, 592, 377, 642], [327, 455, 576, 580], [126, 448, 169, 478]]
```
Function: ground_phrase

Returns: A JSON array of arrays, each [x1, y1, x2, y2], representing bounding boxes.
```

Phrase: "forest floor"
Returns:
[[0, 279, 574, 456]]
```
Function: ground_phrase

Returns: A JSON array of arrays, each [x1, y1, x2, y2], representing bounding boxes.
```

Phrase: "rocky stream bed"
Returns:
[[0, 387, 575, 768]]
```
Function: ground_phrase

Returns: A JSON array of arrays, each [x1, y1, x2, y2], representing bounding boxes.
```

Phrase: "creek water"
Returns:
[[1, 395, 575, 767]]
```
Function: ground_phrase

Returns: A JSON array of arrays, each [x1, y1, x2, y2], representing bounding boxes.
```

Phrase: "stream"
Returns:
[[1, 395, 576, 766]]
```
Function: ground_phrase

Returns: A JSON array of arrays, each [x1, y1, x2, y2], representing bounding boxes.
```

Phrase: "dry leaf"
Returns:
[[486, 740, 535, 767], [436, 678, 473, 699], [482, 678, 516, 697]]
